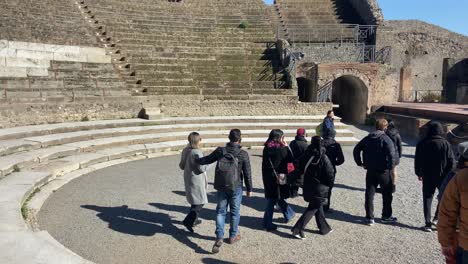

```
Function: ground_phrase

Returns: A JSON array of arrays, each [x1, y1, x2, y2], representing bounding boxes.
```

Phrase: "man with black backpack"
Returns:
[[196, 129, 252, 254]]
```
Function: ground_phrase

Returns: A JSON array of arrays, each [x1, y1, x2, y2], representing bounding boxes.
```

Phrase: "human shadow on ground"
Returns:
[[202, 258, 237, 264], [402, 153, 415, 159], [333, 183, 366, 192], [81, 204, 212, 254]]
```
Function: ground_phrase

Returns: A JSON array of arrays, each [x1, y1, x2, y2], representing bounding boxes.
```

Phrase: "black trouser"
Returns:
[[457, 247, 468, 264], [324, 176, 336, 211], [423, 181, 440, 226], [365, 170, 393, 219], [183, 204, 203, 227], [293, 198, 331, 234]]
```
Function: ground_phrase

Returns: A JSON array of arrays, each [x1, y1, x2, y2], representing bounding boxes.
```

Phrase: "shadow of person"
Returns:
[[333, 183, 366, 192], [81, 204, 212, 254], [149, 202, 284, 235], [202, 258, 238, 264]]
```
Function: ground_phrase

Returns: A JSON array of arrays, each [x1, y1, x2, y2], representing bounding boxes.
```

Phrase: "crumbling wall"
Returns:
[[377, 20, 468, 100]]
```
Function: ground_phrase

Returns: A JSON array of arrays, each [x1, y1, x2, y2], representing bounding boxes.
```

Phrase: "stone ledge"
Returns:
[[0, 151, 179, 264]]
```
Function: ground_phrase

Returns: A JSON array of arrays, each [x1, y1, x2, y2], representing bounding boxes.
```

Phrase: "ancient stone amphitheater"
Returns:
[[0, 0, 467, 262]]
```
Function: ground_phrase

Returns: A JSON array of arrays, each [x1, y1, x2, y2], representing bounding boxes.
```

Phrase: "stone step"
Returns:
[[0, 120, 349, 156]]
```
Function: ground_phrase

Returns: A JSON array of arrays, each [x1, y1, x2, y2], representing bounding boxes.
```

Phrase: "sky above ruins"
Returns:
[[263, 0, 468, 36]]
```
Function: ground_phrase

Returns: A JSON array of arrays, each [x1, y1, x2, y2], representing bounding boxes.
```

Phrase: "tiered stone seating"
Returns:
[[0, 115, 358, 262], [274, 0, 358, 43], [80, 0, 289, 96], [0, 0, 98, 46], [0, 40, 130, 100]]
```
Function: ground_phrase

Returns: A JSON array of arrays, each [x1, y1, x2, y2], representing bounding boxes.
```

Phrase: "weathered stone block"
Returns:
[[80, 47, 106, 57], [0, 67, 27, 78], [6, 57, 49, 68], [16, 49, 54, 60], [53, 52, 87, 62], [26, 68, 49, 77], [87, 54, 111, 63]]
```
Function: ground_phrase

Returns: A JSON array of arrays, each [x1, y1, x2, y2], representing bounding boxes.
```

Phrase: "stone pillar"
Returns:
[[399, 66, 412, 102]]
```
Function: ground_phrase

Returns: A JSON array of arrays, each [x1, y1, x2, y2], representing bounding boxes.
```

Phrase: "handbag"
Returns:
[[268, 157, 287, 185]]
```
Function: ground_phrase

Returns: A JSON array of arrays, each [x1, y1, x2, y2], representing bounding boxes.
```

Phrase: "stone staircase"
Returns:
[[0, 0, 98, 46], [274, 0, 358, 43], [78, 0, 290, 96]]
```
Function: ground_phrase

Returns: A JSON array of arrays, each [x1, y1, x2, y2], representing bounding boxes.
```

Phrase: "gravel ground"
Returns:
[[38, 126, 443, 264]]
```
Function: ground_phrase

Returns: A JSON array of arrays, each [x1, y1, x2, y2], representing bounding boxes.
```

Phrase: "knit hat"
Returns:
[[459, 141, 468, 159], [296, 128, 306, 137]]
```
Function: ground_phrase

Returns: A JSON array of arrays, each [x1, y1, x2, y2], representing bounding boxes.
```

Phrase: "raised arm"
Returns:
[[197, 147, 222, 165]]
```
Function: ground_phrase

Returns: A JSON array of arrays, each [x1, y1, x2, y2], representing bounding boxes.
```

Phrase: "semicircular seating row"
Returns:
[[0, 116, 358, 263]]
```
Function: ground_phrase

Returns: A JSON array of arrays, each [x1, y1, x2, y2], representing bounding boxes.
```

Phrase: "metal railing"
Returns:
[[277, 24, 377, 45], [317, 81, 333, 102]]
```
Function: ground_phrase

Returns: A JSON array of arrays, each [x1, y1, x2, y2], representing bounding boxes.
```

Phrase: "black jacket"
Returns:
[[289, 136, 308, 159], [415, 122, 455, 185], [323, 137, 345, 174], [198, 143, 252, 192], [386, 127, 403, 165], [262, 146, 293, 199], [288, 146, 334, 203], [353, 130, 397, 171]]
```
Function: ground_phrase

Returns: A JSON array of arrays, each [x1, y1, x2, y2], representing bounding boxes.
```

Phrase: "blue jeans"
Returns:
[[263, 198, 295, 228], [215, 186, 243, 239], [457, 247, 468, 264]]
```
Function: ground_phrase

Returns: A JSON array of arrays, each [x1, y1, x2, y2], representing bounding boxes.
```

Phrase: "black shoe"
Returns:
[[193, 219, 202, 226], [292, 229, 305, 240], [265, 224, 278, 231], [183, 221, 194, 233], [422, 225, 433, 232], [212, 239, 223, 254]]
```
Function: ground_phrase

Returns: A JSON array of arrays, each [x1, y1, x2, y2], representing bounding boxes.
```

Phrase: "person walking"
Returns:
[[289, 128, 308, 197], [262, 129, 296, 231], [322, 129, 345, 212], [353, 119, 397, 226], [196, 129, 252, 254], [289, 136, 334, 239], [386, 119, 403, 192], [179, 132, 208, 233], [415, 121, 455, 232], [322, 110, 336, 136], [438, 142, 468, 264]]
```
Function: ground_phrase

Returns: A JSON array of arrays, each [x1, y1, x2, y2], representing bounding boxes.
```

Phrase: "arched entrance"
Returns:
[[297, 77, 314, 102], [445, 59, 468, 104], [332, 75, 368, 124]]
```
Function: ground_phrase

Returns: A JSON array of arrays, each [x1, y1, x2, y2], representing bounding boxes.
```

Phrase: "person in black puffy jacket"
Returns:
[[415, 121, 455, 232], [289, 128, 308, 197], [322, 129, 345, 211], [288, 136, 334, 239], [353, 119, 397, 226]]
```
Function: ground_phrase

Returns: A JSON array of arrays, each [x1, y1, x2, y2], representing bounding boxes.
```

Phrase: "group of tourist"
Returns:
[[178, 111, 467, 263]]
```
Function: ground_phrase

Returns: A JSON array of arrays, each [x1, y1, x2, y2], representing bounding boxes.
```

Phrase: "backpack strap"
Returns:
[[304, 154, 319, 174]]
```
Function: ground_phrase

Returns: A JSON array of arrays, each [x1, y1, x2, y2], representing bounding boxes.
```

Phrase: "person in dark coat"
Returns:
[[289, 128, 308, 197], [288, 136, 334, 239], [322, 129, 345, 212], [262, 129, 296, 231], [353, 119, 397, 226], [385, 119, 403, 192], [322, 110, 335, 136], [415, 121, 455, 232]]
